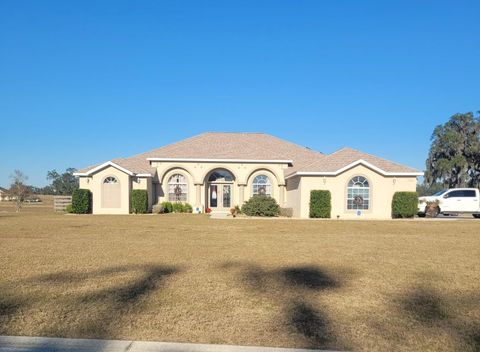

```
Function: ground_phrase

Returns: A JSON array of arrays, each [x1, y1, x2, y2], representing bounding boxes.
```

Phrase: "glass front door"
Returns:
[[209, 184, 232, 210]]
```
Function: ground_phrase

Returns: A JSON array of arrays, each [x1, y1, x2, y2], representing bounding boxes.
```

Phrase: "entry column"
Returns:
[[195, 183, 202, 212], [238, 184, 245, 205], [279, 184, 286, 206]]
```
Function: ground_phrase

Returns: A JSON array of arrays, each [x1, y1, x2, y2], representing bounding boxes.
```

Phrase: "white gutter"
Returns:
[[73, 161, 135, 177], [146, 157, 293, 164]]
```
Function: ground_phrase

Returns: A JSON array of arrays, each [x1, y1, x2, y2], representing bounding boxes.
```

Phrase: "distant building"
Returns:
[[0, 187, 11, 201]]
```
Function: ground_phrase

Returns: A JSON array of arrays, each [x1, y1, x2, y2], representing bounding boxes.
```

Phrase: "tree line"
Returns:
[[5, 168, 79, 211], [419, 111, 480, 195]]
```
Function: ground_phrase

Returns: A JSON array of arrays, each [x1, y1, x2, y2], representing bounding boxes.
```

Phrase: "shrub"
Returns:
[[280, 207, 293, 217], [183, 203, 193, 213], [241, 195, 280, 217], [131, 190, 148, 214], [65, 204, 73, 213], [71, 189, 92, 214], [392, 191, 418, 218], [161, 201, 173, 213], [309, 190, 331, 218], [172, 202, 184, 213]]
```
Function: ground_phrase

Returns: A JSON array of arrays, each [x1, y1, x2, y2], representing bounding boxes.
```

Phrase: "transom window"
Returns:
[[103, 176, 118, 184], [208, 170, 234, 182], [252, 175, 272, 196], [168, 174, 188, 202], [347, 176, 370, 210]]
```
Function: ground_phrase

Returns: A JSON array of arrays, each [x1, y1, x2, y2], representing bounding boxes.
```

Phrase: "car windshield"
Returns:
[[432, 190, 447, 196]]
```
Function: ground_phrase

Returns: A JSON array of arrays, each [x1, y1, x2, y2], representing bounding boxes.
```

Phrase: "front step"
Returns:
[[209, 212, 229, 219]]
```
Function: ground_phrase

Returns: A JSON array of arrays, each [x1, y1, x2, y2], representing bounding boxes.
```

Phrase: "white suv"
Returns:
[[418, 188, 480, 218]]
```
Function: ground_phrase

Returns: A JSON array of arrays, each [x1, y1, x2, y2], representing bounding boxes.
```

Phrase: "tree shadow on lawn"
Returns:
[[395, 284, 480, 351], [0, 264, 179, 338], [221, 262, 349, 350]]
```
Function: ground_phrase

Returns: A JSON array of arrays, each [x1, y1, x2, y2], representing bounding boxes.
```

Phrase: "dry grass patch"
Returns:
[[0, 204, 479, 351]]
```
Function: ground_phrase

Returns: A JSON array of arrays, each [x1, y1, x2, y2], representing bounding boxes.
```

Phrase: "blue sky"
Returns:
[[0, 1, 479, 187]]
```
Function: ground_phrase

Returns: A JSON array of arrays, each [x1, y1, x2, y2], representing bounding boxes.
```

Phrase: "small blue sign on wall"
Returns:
[[357, 210, 362, 216]]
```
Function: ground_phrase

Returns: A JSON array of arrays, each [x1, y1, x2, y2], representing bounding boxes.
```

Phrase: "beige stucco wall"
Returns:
[[78, 161, 417, 218], [294, 164, 417, 219], [78, 167, 153, 215], [151, 161, 288, 211], [285, 176, 302, 217], [79, 166, 131, 214]]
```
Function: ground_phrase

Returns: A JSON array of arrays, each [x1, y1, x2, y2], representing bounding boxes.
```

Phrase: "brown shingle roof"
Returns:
[[292, 147, 420, 175], [141, 132, 323, 161], [76, 133, 420, 177]]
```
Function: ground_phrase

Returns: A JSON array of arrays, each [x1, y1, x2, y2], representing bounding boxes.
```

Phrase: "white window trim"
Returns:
[[252, 175, 272, 196], [73, 161, 152, 177]]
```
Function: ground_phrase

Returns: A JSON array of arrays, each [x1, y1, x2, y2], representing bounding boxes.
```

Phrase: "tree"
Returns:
[[425, 112, 480, 188], [9, 170, 30, 212], [46, 167, 79, 195]]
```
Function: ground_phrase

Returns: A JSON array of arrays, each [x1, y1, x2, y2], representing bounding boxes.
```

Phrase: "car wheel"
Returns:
[[473, 214, 480, 219]]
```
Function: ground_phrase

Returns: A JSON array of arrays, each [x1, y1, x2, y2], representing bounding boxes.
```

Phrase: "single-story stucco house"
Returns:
[[74, 132, 423, 218]]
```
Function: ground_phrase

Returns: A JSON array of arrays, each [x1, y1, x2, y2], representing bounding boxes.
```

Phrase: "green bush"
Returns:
[[309, 190, 331, 218], [392, 191, 418, 218], [172, 202, 184, 213], [131, 190, 148, 214], [65, 204, 73, 213], [161, 201, 173, 213], [71, 189, 92, 214], [183, 203, 193, 213], [241, 195, 280, 217]]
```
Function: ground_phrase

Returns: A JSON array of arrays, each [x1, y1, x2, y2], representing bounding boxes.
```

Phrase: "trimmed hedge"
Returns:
[[131, 189, 148, 214], [71, 189, 92, 214], [392, 191, 418, 218], [309, 190, 331, 218], [241, 195, 280, 217]]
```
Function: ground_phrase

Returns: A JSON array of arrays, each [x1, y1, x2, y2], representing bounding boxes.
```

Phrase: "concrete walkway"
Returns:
[[0, 336, 338, 352]]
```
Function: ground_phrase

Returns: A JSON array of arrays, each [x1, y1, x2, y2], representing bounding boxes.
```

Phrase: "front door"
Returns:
[[209, 184, 232, 211]]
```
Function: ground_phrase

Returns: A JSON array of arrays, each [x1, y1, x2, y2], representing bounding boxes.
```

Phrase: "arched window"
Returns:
[[168, 174, 188, 202], [208, 169, 234, 182], [103, 176, 118, 184], [347, 176, 370, 210], [252, 175, 272, 196]]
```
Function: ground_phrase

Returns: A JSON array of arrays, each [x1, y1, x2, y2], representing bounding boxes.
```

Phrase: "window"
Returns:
[[168, 174, 188, 201], [463, 190, 476, 197], [252, 175, 272, 196], [103, 176, 118, 184], [447, 190, 476, 198], [347, 176, 370, 210], [208, 170, 234, 182]]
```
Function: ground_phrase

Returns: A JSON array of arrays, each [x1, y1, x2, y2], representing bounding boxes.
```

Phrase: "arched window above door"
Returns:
[[208, 169, 234, 182]]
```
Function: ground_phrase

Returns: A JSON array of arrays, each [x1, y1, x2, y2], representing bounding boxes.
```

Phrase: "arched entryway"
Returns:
[[205, 169, 235, 212]]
